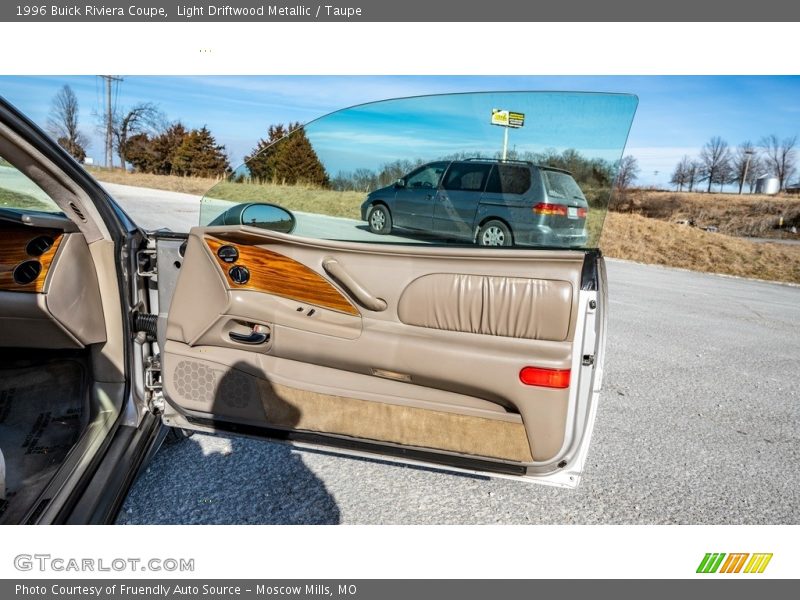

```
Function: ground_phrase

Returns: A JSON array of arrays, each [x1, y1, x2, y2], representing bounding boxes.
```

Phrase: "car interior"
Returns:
[[0, 124, 128, 524], [158, 223, 601, 477]]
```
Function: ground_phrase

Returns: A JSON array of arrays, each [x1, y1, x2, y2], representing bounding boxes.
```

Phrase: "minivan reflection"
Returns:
[[360, 158, 589, 247]]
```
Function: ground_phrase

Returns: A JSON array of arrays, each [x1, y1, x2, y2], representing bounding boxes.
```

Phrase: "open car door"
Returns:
[[157, 92, 637, 487]]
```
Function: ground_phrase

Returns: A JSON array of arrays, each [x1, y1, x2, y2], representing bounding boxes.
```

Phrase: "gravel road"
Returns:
[[104, 183, 799, 525]]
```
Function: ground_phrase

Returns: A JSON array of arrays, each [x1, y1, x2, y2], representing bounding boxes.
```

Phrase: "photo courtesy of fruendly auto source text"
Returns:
[[0, 0, 798, 595]]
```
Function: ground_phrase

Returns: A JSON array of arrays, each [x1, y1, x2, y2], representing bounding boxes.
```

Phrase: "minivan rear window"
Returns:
[[542, 170, 585, 200], [485, 165, 531, 195]]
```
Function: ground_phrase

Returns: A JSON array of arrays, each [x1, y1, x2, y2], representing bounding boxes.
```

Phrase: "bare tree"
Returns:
[[670, 155, 692, 191], [113, 103, 164, 168], [699, 136, 731, 193], [47, 85, 89, 161], [686, 160, 701, 192], [615, 155, 639, 193], [760, 134, 798, 191]]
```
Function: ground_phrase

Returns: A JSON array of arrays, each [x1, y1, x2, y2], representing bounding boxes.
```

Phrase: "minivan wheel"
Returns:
[[368, 204, 392, 235], [478, 220, 512, 246]]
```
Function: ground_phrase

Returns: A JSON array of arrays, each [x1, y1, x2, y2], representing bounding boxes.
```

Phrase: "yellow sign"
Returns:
[[491, 108, 524, 128], [491, 109, 509, 126]]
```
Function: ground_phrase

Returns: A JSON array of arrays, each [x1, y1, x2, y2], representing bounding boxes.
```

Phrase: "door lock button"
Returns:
[[217, 245, 239, 263], [228, 265, 250, 285]]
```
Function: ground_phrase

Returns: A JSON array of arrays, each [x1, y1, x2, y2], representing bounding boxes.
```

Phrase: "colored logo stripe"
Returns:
[[719, 553, 749, 573], [697, 553, 726, 573], [697, 553, 772, 574], [744, 553, 773, 573]]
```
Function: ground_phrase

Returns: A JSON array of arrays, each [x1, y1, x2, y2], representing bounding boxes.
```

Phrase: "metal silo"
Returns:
[[755, 176, 780, 195]]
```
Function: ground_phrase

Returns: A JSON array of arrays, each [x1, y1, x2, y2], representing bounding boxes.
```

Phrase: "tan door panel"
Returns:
[[164, 226, 587, 463]]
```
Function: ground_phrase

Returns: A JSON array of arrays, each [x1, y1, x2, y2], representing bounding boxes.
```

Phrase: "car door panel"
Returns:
[[393, 187, 435, 230], [162, 225, 595, 467]]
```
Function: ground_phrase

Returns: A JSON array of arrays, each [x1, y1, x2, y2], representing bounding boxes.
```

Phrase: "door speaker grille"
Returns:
[[172, 360, 254, 409]]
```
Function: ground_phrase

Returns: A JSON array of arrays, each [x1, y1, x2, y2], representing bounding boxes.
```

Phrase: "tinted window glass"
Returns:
[[542, 170, 586, 200], [485, 164, 532, 195], [201, 92, 638, 248], [0, 155, 62, 214], [407, 163, 446, 189], [442, 163, 491, 192]]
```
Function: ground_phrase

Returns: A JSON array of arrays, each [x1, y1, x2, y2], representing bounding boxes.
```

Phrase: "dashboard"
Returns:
[[0, 211, 106, 349], [0, 222, 63, 292]]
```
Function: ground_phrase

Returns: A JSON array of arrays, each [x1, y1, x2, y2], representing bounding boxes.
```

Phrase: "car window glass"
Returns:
[[543, 170, 586, 200], [200, 92, 638, 248], [485, 164, 532, 195], [0, 155, 62, 214], [442, 163, 491, 191], [407, 164, 445, 189]]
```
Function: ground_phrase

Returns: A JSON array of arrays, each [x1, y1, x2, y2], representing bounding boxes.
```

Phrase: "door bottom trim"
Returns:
[[186, 416, 528, 477]]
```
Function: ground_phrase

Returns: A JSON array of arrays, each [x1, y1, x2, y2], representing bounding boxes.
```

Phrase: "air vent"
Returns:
[[68, 201, 87, 222], [26, 235, 55, 257], [13, 260, 42, 285]]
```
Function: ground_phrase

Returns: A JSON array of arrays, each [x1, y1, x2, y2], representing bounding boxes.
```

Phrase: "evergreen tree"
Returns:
[[244, 124, 287, 182], [243, 122, 328, 186], [122, 123, 189, 175], [171, 126, 229, 177], [122, 132, 157, 173]]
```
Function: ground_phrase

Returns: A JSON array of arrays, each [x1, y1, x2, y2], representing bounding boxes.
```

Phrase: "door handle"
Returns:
[[229, 331, 269, 345], [322, 258, 387, 312]]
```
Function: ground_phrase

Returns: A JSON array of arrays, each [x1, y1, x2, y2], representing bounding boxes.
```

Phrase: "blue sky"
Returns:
[[1, 75, 798, 186]]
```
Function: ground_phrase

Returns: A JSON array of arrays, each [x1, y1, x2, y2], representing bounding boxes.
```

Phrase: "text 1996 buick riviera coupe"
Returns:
[[0, 91, 636, 523]]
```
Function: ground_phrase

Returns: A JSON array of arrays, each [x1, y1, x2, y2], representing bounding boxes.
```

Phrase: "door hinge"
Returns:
[[582, 354, 595, 366], [145, 354, 165, 414]]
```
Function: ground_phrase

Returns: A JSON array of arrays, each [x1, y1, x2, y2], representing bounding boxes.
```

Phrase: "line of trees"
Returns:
[[670, 135, 798, 193], [123, 124, 230, 177], [329, 148, 619, 194], [46, 84, 231, 178]]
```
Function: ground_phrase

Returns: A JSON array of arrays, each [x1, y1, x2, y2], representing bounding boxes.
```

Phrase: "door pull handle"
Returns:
[[322, 258, 387, 312], [229, 331, 269, 345]]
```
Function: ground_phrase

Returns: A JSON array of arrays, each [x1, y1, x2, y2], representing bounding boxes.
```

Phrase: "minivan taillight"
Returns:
[[577, 207, 588, 218], [533, 202, 568, 217]]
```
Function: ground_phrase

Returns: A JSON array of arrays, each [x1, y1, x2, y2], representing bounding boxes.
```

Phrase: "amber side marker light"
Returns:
[[519, 367, 571, 388]]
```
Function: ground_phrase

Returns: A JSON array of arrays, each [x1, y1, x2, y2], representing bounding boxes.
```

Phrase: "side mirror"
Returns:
[[208, 202, 296, 234], [394, 178, 406, 188]]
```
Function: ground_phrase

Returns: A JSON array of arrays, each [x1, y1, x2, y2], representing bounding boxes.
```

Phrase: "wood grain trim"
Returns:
[[205, 235, 359, 316], [0, 224, 64, 293]]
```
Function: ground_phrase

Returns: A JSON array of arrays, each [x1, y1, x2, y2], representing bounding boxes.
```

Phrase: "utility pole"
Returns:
[[99, 75, 122, 169], [740, 149, 754, 194]]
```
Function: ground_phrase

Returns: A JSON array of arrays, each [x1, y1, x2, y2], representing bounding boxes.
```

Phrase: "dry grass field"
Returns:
[[87, 167, 221, 196], [89, 169, 800, 284], [599, 212, 800, 284], [613, 189, 800, 238]]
